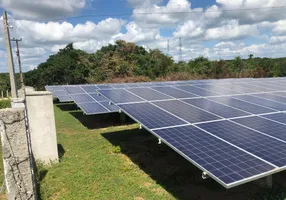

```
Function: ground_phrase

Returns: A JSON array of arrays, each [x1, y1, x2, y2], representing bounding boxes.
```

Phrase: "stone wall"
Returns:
[[0, 108, 34, 200]]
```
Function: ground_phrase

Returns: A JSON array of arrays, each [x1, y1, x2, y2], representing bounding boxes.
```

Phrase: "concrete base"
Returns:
[[11, 98, 25, 108], [26, 91, 58, 164]]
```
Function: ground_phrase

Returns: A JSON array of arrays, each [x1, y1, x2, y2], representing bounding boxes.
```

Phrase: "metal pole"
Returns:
[[11, 38, 25, 91], [2, 11, 18, 98]]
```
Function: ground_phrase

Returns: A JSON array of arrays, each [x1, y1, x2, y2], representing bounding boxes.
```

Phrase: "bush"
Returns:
[[0, 99, 11, 109]]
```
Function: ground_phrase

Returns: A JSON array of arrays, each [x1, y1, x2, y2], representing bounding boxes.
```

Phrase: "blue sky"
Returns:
[[0, 0, 286, 72]]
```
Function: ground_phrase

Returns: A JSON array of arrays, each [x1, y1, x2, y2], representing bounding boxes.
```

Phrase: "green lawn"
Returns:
[[1, 103, 286, 199]]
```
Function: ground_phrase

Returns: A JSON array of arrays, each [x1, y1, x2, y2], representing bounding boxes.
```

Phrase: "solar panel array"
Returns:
[[46, 77, 286, 188]]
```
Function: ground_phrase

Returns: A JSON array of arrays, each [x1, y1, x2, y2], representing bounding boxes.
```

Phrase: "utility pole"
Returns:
[[11, 38, 25, 91], [179, 37, 182, 62], [3, 11, 18, 98]]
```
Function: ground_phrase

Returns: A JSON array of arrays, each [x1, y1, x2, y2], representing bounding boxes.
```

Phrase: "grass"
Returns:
[[1, 102, 286, 199], [0, 99, 10, 109]]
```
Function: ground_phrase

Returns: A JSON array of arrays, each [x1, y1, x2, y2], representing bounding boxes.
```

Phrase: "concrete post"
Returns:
[[0, 108, 34, 199], [1, 91, 3, 99], [26, 91, 58, 164]]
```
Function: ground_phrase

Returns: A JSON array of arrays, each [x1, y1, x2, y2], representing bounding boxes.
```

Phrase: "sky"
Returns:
[[0, 0, 286, 73]]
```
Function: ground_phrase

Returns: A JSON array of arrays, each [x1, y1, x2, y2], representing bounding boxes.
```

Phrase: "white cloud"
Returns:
[[217, 0, 286, 24], [127, 0, 162, 8], [205, 20, 259, 40], [173, 20, 204, 38], [0, 0, 88, 19], [133, 0, 193, 27], [115, 21, 160, 43], [270, 36, 286, 44]]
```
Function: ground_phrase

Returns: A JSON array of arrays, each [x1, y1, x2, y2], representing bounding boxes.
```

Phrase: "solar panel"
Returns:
[[262, 113, 286, 124], [57, 95, 72, 102], [99, 101, 120, 112], [46, 77, 286, 188], [119, 102, 187, 129], [99, 89, 145, 104], [175, 85, 221, 97], [65, 86, 85, 94], [70, 94, 94, 103], [233, 95, 286, 111], [77, 102, 109, 115], [89, 93, 108, 102], [209, 96, 276, 114], [127, 88, 173, 101], [252, 93, 286, 104], [194, 84, 241, 95], [151, 86, 198, 98], [183, 98, 251, 118], [81, 85, 97, 93], [232, 116, 286, 142], [154, 125, 275, 188], [198, 120, 286, 167], [153, 100, 221, 123]]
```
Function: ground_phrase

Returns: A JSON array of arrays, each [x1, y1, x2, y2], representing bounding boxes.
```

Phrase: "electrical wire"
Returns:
[[12, 5, 286, 22]]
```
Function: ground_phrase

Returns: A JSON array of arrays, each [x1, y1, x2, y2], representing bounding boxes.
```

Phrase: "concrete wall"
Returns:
[[0, 108, 34, 200], [26, 91, 58, 164]]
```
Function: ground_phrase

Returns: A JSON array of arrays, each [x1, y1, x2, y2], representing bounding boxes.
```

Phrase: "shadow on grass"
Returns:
[[55, 102, 78, 112], [69, 111, 134, 129], [102, 128, 286, 200], [57, 144, 65, 161]]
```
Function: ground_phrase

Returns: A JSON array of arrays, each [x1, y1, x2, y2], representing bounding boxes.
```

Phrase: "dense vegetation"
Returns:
[[1, 40, 286, 90]]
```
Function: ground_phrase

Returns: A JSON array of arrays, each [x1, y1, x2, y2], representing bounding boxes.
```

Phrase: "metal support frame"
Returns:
[[202, 171, 209, 179]]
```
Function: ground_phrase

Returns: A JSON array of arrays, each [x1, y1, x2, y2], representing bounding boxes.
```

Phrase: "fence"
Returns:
[[0, 91, 11, 99]]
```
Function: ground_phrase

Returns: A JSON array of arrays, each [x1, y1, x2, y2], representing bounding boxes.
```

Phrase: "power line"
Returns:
[[12, 5, 286, 22]]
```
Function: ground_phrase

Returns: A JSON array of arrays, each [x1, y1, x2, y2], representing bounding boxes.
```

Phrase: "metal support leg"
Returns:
[[202, 171, 209, 179], [266, 175, 273, 188], [120, 112, 126, 124]]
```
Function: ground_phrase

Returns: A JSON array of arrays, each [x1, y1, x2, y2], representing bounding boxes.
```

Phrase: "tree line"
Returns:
[[0, 40, 286, 91]]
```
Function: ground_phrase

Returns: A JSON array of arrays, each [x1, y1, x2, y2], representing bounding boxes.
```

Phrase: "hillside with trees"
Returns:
[[1, 40, 286, 91]]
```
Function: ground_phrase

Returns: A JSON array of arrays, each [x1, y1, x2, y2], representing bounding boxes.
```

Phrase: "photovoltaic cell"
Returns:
[[127, 88, 173, 101], [151, 86, 198, 98], [252, 93, 286, 104], [183, 98, 250, 118], [99, 89, 145, 104], [53, 90, 69, 97], [77, 102, 109, 115], [209, 96, 276, 114], [99, 101, 120, 112], [175, 85, 221, 97], [154, 125, 274, 187], [217, 84, 258, 94], [81, 85, 97, 93], [57, 95, 72, 102], [262, 113, 286, 124], [153, 100, 221, 123], [194, 84, 241, 95], [272, 92, 286, 98], [119, 102, 186, 129], [234, 95, 286, 111], [70, 94, 94, 103], [198, 120, 286, 167], [89, 93, 108, 102], [96, 85, 114, 89], [232, 116, 286, 142], [65, 86, 85, 94]]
